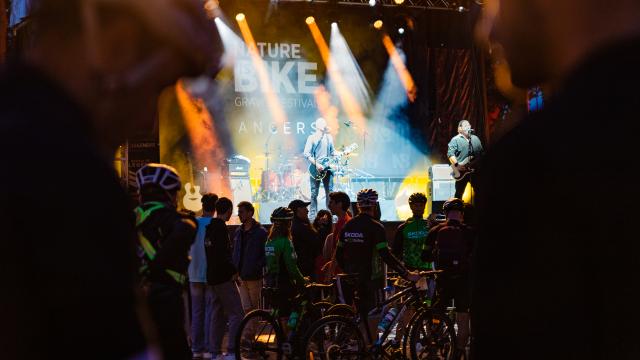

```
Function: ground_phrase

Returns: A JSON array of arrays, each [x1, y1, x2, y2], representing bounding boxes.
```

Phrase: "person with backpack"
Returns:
[[422, 198, 475, 358], [135, 163, 198, 360]]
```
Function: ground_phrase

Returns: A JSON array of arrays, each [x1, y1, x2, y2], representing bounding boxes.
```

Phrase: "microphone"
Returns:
[[468, 128, 475, 135]]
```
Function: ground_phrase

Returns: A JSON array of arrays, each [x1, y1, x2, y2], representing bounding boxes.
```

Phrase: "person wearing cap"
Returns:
[[337, 189, 421, 344], [135, 163, 198, 360], [264, 207, 309, 318], [289, 199, 320, 280], [422, 198, 475, 358], [0, 0, 222, 358]]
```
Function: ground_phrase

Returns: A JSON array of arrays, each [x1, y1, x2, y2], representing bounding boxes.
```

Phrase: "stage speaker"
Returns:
[[428, 180, 455, 201], [429, 164, 454, 181]]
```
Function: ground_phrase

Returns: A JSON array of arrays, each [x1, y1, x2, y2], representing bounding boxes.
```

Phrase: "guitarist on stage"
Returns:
[[448, 120, 484, 199], [303, 117, 335, 217]]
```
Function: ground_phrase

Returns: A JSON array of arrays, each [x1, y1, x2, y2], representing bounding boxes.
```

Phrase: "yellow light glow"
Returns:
[[394, 168, 430, 220], [381, 34, 417, 102], [236, 13, 288, 126], [394, 0, 405, 4], [306, 19, 367, 134], [236, 13, 245, 22], [306, 16, 315, 25], [373, 20, 383, 30]]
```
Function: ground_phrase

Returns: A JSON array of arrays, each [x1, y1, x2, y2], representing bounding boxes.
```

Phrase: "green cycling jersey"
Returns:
[[264, 235, 306, 288], [393, 217, 433, 270]]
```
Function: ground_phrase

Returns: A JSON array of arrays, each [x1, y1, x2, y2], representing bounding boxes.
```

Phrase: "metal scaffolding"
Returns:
[[273, 0, 474, 11]]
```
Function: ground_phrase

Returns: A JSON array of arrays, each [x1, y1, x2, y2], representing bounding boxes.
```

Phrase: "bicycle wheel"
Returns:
[[325, 303, 356, 318], [303, 315, 365, 360], [408, 310, 456, 360], [311, 301, 334, 320], [235, 309, 283, 360], [402, 308, 427, 358]]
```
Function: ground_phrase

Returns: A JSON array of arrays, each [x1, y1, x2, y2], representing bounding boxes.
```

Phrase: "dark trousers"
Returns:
[[455, 175, 473, 200], [310, 172, 333, 217], [148, 283, 191, 360]]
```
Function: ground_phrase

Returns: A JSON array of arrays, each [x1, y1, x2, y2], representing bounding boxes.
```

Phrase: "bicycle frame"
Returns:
[[371, 284, 422, 347]]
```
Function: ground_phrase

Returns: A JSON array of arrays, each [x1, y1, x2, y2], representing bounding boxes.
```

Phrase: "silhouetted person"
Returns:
[[474, 1, 640, 358], [0, 0, 220, 358]]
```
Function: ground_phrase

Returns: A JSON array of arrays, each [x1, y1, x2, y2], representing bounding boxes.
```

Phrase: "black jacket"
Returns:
[[137, 204, 197, 287], [291, 216, 319, 278], [0, 63, 147, 358], [232, 220, 268, 281], [473, 37, 640, 359], [205, 218, 237, 285]]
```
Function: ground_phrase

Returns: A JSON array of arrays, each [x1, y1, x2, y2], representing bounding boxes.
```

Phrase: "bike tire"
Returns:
[[303, 315, 365, 360], [408, 310, 456, 360], [235, 309, 284, 360]]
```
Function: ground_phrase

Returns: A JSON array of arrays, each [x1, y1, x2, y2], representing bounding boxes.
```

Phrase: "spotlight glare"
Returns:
[[369, 0, 376, 7], [306, 16, 315, 24], [373, 19, 383, 30], [331, 22, 338, 27], [398, 27, 405, 34], [394, 0, 405, 4], [458, 6, 466, 12], [236, 13, 245, 21]]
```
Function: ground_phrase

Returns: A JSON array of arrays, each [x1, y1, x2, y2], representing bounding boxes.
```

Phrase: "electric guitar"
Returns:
[[450, 156, 476, 182], [309, 143, 358, 181]]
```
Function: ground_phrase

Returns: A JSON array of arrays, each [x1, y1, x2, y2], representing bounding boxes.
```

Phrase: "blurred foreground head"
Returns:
[[480, 0, 640, 87], [28, 0, 222, 151]]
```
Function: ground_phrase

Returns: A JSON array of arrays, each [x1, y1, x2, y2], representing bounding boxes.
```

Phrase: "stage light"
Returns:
[[398, 27, 405, 34], [306, 16, 315, 24], [369, 0, 376, 7], [236, 13, 245, 21], [394, 0, 405, 4], [458, 6, 466, 12], [331, 22, 338, 27], [373, 20, 383, 30]]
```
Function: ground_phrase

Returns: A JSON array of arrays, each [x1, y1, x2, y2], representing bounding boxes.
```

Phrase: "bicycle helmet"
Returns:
[[442, 198, 464, 212], [357, 188, 379, 207], [408, 192, 427, 204], [270, 207, 294, 222], [136, 163, 181, 191]]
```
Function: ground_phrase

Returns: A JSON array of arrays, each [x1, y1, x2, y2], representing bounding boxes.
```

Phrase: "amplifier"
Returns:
[[428, 179, 455, 201], [429, 164, 454, 181], [228, 155, 250, 178]]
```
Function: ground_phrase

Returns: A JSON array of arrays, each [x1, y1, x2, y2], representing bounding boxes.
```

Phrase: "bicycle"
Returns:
[[303, 270, 452, 360], [235, 282, 341, 360]]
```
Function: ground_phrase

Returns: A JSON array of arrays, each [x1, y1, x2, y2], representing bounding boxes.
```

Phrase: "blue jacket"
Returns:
[[232, 220, 268, 281]]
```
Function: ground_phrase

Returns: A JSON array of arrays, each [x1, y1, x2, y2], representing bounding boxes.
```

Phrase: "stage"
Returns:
[[139, 0, 485, 223]]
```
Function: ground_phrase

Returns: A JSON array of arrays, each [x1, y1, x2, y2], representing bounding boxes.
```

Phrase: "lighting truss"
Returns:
[[273, 0, 477, 11]]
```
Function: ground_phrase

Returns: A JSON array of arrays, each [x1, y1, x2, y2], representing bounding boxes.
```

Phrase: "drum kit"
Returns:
[[257, 146, 359, 203]]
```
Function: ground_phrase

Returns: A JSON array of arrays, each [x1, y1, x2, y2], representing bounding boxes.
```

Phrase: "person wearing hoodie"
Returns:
[[289, 199, 320, 281]]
